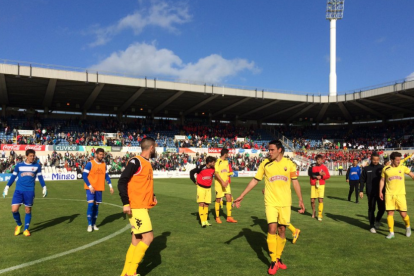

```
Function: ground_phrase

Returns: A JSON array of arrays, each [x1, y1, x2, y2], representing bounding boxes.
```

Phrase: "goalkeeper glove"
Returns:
[[3, 186, 9, 198], [42, 186, 48, 197]]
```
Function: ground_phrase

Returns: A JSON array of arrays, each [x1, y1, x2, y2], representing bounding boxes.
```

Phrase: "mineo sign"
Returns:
[[53, 145, 80, 151], [38, 172, 77, 181]]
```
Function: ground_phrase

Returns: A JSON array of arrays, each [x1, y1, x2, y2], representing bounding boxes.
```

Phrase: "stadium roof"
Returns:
[[1, 60, 414, 124]]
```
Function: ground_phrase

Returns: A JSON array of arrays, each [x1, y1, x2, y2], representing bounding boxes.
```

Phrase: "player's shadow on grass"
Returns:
[[30, 214, 80, 233], [98, 212, 127, 227], [250, 216, 268, 233], [292, 206, 313, 217], [355, 214, 406, 231], [139, 232, 171, 276], [225, 228, 269, 266], [327, 196, 349, 202], [325, 213, 368, 230]]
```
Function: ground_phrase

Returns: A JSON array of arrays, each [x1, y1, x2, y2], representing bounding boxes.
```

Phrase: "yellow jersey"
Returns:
[[381, 165, 411, 195], [255, 157, 297, 207], [215, 158, 229, 186]]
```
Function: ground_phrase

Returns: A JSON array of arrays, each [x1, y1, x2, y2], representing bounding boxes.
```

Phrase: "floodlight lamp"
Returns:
[[326, 0, 345, 20]]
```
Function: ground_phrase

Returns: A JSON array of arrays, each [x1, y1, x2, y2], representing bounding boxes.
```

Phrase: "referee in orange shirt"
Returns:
[[118, 137, 157, 276]]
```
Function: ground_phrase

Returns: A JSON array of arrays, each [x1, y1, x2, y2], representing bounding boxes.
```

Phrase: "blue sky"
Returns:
[[0, 0, 413, 95]]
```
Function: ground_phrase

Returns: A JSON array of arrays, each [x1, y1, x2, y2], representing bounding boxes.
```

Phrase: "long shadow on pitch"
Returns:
[[292, 206, 313, 217], [30, 214, 80, 233], [139, 232, 171, 276], [225, 228, 269, 266], [355, 214, 406, 230], [327, 196, 349, 202], [325, 213, 368, 230], [98, 212, 127, 227], [250, 216, 268, 233]]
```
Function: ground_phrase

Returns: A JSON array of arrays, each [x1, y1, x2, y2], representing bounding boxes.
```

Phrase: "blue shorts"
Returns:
[[12, 190, 35, 207], [86, 190, 102, 203]]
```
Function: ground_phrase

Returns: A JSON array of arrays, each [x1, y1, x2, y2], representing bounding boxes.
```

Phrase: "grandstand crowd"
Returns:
[[0, 150, 269, 174], [1, 113, 414, 174]]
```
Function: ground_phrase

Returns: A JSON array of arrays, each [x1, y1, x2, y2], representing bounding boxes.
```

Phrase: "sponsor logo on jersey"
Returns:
[[269, 175, 288, 182], [389, 176, 403, 181], [221, 169, 228, 173], [202, 176, 212, 180], [21, 172, 35, 177]]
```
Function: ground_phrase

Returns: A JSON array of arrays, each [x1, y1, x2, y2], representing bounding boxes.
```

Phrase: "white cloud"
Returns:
[[90, 42, 259, 83], [87, 1, 191, 47], [407, 72, 414, 81]]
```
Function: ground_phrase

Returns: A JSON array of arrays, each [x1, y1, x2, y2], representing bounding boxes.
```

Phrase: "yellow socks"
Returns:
[[199, 206, 206, 222], [288, 224, 296, 233], [387, 215, 394, 233], [220, 200, 223, 209], [127, 241, 149, 275], [267, 233, 277, 262], [404, 215, 410, 228], [275, 235, 287, 259], [204, 206, 209, 221], [215, 202, 220, 218], [226, 202, 232, 217], [120, 243, 136, 276], [318, 203, 324, 218]]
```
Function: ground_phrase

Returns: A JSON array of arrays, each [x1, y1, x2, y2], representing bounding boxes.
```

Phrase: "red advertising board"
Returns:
[[208, 148, 236, 154], [0, 144, 46, 151]]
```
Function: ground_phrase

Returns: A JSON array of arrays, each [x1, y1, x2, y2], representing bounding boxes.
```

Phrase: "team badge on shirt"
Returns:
[[284, 167, 287, 171]]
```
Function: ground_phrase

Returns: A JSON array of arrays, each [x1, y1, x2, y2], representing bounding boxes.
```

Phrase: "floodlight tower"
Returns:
[[326, 0, 345, 97]]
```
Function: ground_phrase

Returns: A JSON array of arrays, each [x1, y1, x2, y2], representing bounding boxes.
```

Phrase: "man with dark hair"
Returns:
[[380, 152, 414, 239], [83, 147, 113, 232], [118, 137, 158, 276], [234, 140, 305, 275], [3, 149, 47, 236], [346, 159, 361, 203], [214, 148, 237, 223], [190, 156, 216, 227], [359, 152, 385, 233], [308, 154, 330, 221]]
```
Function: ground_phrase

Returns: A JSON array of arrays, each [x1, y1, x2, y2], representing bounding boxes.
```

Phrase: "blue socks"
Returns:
[[24, 213, 32, 231], [92, 204, 99, 226], [87, 203, 94, 226], [12, 211, 22, 226]]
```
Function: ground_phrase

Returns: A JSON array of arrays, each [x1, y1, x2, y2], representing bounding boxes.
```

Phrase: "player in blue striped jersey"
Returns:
[[2, 149, 47, 236]]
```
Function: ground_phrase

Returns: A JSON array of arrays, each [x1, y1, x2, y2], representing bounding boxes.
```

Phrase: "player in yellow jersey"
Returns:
[[379, 152, 414, 239], [234, 140, 305, 275], [214, 148, 237, 223]]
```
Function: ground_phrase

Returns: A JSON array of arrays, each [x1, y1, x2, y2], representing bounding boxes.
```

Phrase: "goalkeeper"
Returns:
[[2, 149, 47, 237]]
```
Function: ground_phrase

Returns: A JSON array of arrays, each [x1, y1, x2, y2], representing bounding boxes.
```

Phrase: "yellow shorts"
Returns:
[[129, 208, 153, 235], [215, 183, 231, 199], [385, 194, 407, 212], [265, 205, 291, 225], [311, 185, 325, 199], [197, 186, 212, 204]]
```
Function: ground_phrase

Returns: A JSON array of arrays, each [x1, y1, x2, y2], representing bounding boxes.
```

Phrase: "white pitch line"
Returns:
[[0, 198, 130, 274]]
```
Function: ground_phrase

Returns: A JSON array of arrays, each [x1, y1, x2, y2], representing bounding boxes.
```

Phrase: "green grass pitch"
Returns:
[[1, 176, 414, 276]]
